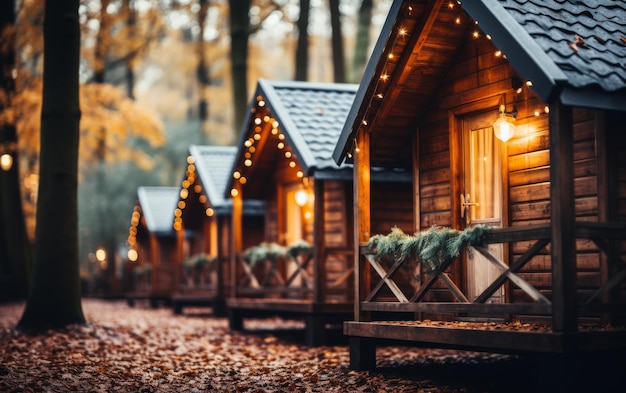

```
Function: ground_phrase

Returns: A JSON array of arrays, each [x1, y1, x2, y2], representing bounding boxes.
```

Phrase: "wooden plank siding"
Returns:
[[390, 34, 615, 308]]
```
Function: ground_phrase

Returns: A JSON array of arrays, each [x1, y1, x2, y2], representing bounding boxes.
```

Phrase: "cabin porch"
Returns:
[[347, 222, 626, 370]]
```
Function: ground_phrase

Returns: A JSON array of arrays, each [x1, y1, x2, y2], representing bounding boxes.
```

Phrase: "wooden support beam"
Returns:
[[549, 101, 577, 332], [230, 183, 242, 298], [354, 130, 371, 322], [313, 179, 325, 303]]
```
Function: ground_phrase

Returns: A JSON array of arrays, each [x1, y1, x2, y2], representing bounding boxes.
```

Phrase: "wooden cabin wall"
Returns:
[[610, 112, 626, 302], [264, 188, 279, 243], [418, 36, 607, 303], [218, 215, 232, 292], [370, 181, 414, 236], [370, 180, 416, 301], [323, 180, 351, 247], [321, 180, 353, 299], [243, 215, 265, 249]]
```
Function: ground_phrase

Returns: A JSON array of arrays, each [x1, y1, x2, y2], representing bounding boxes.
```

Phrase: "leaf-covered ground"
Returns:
[[0, 299, 621, 392]]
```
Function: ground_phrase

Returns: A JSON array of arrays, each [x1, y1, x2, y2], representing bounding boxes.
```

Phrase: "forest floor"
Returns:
[[0, 298, 623, 392]]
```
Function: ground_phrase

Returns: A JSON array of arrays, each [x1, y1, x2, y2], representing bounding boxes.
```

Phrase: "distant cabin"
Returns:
[[126, 186, 180, 307], [171, 145, 265, 315], [226, 79, 412, 346]]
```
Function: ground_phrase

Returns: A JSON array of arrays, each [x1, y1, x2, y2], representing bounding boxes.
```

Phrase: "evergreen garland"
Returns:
[[182, 253, 216, 276], [367, 225, 492, 273], [286, 239, 313, 259], [245, 242, 286, 266]]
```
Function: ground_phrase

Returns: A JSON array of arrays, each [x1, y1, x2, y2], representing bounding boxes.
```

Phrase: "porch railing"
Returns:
[[234, 246, 355, 302], [359, 222, 626, 319]]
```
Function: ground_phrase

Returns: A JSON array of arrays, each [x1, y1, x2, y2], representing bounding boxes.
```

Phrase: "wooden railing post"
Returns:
[[313, 179, 325, 303], [354, 130, 371, 322], [230, 183, 242, 298], [550, 101, 577, 333]]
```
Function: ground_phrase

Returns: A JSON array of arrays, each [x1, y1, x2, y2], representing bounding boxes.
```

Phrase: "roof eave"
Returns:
[[560, 87, 626, 112], [462, 0, 568, 103], [258, 79, 318, 173], [332, 0, 405, 165]]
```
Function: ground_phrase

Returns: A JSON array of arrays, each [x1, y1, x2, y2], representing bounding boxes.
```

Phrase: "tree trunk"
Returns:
[[0, 0, 32, 301], [350, 0, 372, 83], [123, 0, 137, 99], [197, 0, 210, 123], [18, 0, 85, 330], [329, 0, 345, 83], [94, 0, 111, 84], [229, 0, 251, 139], [294, 0, 310, 81]]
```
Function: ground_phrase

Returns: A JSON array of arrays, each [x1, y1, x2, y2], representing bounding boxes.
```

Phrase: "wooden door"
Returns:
[[462, 111, 505, 303]]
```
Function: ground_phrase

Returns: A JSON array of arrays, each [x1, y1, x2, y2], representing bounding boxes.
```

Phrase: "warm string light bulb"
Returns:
[[229, 98, 306, 200]]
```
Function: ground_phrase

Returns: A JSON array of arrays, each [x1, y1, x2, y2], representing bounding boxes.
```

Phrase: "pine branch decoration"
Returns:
[[244, 242, 286, 266], [367, 225, 492, 273]]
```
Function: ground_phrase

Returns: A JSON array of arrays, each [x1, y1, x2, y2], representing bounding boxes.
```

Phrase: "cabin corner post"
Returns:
[[175, 223, 185, 297], [313, 179, 325, 304], [230, 182, 243, 299], [549, 101, 577, 333], [597, 110, 622, 323], [353, 130, 371, 322]]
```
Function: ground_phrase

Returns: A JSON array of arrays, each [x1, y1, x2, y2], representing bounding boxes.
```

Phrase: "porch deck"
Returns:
[[227, 246, 355, 346], [347, 222, 626, 369]]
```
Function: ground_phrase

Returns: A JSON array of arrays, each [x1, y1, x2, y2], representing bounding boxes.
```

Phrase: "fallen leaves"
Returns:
[[1, 299, 525, 392]]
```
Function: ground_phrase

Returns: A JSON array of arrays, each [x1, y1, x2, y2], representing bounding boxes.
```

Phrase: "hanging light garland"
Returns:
[[126, 205, 142, 256], [230, 96, 308, 198], [346, 0, 549, 157], [171, 154, 216, 231]]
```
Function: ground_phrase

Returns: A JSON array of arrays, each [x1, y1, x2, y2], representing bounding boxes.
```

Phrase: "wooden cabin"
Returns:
[[332, 0, 626, 373], [226, 79, 412, 346], [171, 145, 265, 315], [126, 186, 180, 307]]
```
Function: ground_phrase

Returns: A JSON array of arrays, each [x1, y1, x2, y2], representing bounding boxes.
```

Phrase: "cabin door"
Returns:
[[462, 112, 505, 303]]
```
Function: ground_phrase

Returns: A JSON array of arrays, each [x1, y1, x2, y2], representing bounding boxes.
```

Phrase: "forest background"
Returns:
[[0, 0, 392, 298]]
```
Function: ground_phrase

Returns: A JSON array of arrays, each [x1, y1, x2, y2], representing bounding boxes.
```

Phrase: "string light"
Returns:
[[230, 95, 308, 202]]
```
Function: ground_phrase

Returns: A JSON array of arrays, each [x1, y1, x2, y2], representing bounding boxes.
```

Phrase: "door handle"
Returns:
[[460, 193, 479, 224]]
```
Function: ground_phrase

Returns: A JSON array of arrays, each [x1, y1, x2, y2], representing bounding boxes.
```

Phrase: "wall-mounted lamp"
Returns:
[[493, 104, 517, 142], [0, 153, 13, 171], [295, 189, 309, 207], [295, 177, 311, 207]]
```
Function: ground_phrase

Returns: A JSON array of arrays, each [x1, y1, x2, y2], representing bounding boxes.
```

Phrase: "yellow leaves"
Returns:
[[79, 83, 165, 169], [15, 79, 165, 173]]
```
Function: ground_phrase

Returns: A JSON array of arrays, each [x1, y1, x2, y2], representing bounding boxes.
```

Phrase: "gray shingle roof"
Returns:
[[189, 145, 237, 208], [464, 0, 626, 110], [137, 186, 178, 235], [188, 145, 265, 215], [257, 79, 359, 173], [502, 0, 626, 92]]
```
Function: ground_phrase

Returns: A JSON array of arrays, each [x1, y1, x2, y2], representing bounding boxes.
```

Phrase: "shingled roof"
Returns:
[[188, 145, 264, 215], [136, 187, 178, 235], [226, 80, 358, 198], [251, 79, 358, 174], [229, 79, 410, 198], [333, 0, 626, 165], [463, 0, 626, 109]]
